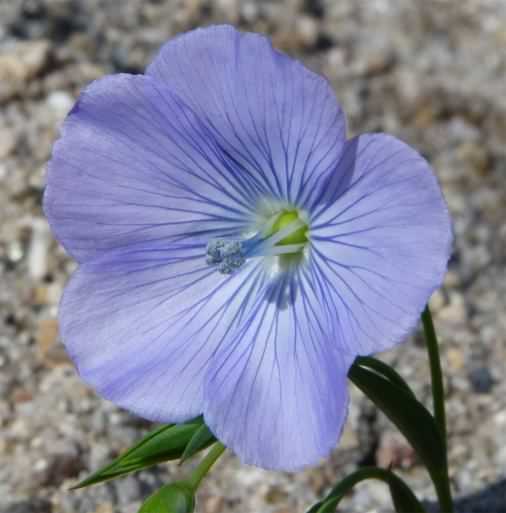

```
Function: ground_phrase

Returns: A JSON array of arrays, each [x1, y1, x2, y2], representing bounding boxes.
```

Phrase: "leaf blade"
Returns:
[[180, 424, 217, 464], [348, 362, 450, 510], [354, 356, 416, 398], [306, 467, 425, 513], [314, 497, 339, 513], [73, 422, 202, 489]]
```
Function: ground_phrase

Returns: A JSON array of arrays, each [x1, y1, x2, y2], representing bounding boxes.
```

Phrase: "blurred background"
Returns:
[[0, 1, 505, 512]]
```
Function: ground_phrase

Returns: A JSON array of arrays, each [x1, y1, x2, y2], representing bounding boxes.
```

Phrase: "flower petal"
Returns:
[[147, 25, 346, 206], [309, 134, 453, 355], [44, 73, 258, 263], [60, 241, 267, 422], [203, 269, 351, 470]]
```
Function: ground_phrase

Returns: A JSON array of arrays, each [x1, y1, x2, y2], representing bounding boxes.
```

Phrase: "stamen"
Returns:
[[246, 219, 306, 258], [263, 219, 305, 248], [267, 243, 306, 255], [206, 209, 309, 275], [206, 239, 245, 275]]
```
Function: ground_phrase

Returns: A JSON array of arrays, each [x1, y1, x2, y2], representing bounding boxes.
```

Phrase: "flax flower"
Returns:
[[44, 25, 452, 470]]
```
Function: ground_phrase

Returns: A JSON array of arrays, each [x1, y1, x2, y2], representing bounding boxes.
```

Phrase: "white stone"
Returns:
[[27, 217, 51, 280], [47, 90, 75, 120]]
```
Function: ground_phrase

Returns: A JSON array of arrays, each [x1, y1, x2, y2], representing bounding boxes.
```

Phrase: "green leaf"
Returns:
[[306, 502, 323, 513], [73, 422, 203, 489], [180, 424, 216, 464], [354, 356, 416, 398], [388, 475, 426, 513], [348, 362, 450, 511], [306, 467, 425, 513], [138, 482, 195, 513], [314, 497, 339, 513]]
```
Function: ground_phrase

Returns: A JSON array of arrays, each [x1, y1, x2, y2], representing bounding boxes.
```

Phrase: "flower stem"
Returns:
[[421, 305, 447, 447], [422, 305, 453, 513], [187, 442, 226, 491]]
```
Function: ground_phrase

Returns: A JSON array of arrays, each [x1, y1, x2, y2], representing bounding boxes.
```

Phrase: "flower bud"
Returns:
[[139, 482, 195, 513]]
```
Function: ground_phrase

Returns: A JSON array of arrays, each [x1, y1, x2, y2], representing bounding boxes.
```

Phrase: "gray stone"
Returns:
[[1, 1, 506, 512], [0, 499, 52, 513]]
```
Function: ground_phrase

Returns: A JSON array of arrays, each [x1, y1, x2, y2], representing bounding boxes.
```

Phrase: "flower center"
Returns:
[[267, 210, 309, 247], [206, 208, 309, 274]]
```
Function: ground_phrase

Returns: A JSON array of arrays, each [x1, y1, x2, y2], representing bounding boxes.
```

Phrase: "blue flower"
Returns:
[[44, 25, 452, 470]]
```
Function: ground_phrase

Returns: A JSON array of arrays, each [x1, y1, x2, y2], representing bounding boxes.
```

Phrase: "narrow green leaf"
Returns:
[[348, 362, 451, 511], [354, 356, 416, 398], [306, 467, 425, 513], [388, 476, 426, 513], [306, 502, 323, 513], [180, 424, 216, 464], [315, 497, 339, 513], [138, 482, 195, 513], [73, 422, 203, 489]]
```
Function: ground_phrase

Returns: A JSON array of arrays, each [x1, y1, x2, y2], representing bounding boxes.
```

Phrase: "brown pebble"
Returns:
[[204, 495, 224, 513], [12, 388, 33, 403], [36, 318, 70, 366]]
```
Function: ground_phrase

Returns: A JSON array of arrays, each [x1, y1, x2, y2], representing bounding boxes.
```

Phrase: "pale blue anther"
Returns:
[[206, 239, 246, 274]]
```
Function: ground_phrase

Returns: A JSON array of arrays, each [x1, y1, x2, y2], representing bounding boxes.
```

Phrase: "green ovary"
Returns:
[[269, 209, 309, 247]]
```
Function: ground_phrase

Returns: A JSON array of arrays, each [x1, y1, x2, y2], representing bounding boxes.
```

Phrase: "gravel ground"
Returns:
[[1, 1, 505, 512]]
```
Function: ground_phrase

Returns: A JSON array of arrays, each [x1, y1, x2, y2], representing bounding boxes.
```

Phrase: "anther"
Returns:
[[206, 239, 246, 275], [206, 208, 310, 275]]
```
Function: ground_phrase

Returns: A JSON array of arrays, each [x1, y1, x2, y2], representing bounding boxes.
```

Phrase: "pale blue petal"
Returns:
[[60, 241, 266, 422], [147, 25, 347, 206], [44, 73, 256, 263], [309, 134, 453, 354], [204, 268, 351, 470]]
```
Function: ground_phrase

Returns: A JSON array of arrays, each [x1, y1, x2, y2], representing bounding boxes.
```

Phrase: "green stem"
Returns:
[[421, 306, 447, 448], [421, 305, 453, 513], [187, 442, 226, 491]]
